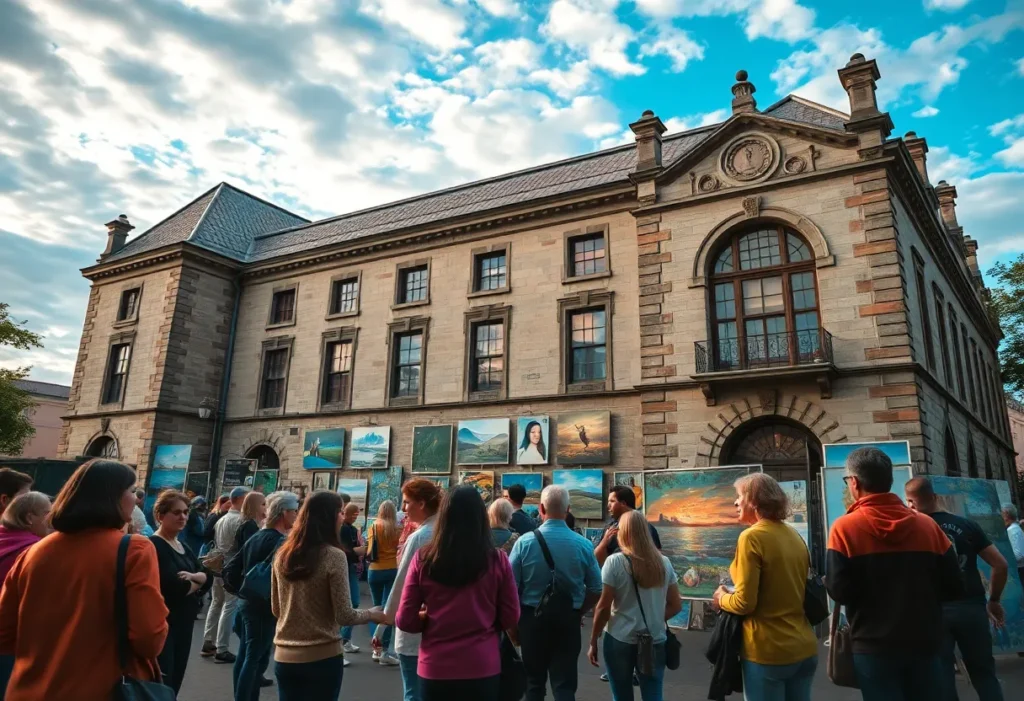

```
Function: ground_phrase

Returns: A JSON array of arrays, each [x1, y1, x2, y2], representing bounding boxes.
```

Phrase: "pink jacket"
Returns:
[[0, 527, 40, 585]]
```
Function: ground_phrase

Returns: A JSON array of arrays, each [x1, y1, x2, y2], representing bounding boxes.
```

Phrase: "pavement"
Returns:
[[180, 586, 1024, 700]]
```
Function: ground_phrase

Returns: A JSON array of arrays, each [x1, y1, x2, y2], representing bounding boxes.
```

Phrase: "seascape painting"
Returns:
[[822, 465, 912, 537], [668, 598, 692, 631], [153, 444, 192, 472], [501, 472, 543, 518], [552, 469, 603, 519], [303, 428, 346, 469], [424, 476, 450, 490], [779, 480, 809, 545], [613, 471, 644, 511], [253, 469, 279, 495], [823, 440, 911, 469], [369, 466, 403, 516], [643, 467, 759, 599], [458, 470, 495, 503], [411, 425, 453, 474], [312, 472, 333, 491], [515, 416, 550, 465], [146, 445, 192, 517], [335, 477, 368, 529], [349, 426, 390, 468], [456, 419, 510, 465], [555, 411, 610, 465]]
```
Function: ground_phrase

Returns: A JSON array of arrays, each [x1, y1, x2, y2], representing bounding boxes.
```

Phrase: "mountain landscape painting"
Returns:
[[552, 469, 603, 519], [349, 426, 390, 468], [456, 419, 509, 465], [411, 425, 453, 474], [303, 428, 346, 469], [458, 470, 494, 503], [500, 472, 543, 517], [555, 411, 611, 465]]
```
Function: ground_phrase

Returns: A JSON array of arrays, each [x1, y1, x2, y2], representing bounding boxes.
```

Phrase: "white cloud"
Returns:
[[956, 171, 1024, 268], [1017, 57, 1024, 76], [912, 105, 940, 117], [987, 114, 1024, 168], [634, 0, 815, 42], [359, 0, 469, 52], [639, 24, 705, 72], [529, 61, 594, 99], [598, 108, 727, 148], [543, 0, 645, 76], [990, 114, 1024, 137], [475, 0, 519, 17], [443, 39, 543, 95], [924, 0, 972, 10], [927, 145, 982, 184]]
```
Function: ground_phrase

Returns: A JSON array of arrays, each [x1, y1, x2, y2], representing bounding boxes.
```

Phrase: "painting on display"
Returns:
[[930, 477, 1024, 653], [822, 440, 911, 469], [668, 599, 692, 631], [584, 528, 605, 546], [145, 445, 193, 517], [457, 419, 510, 465], [335, 477, 368, 529], [349, 427, 391, 468], [311, 472, 334, 492], [500, 473, 543, 518], [184, 472, 210, 501], [613, 471, 644, 511], [555, 411, 611, 465], [515, 416, 550, 465], [643, 466, 761, 599], [222, 459, 255, 490], [822, 465, 913, 538], [779, 480, 809, 546], [458, 470, 495, 503], [303, 428, 346, 469], [253, 470, 280, 495], [552, 469, 603, 520], [688, 604, 704, 631], [369, 466, 403, 518], [424, 476, 450, 490], [411, 425, 453, 474]]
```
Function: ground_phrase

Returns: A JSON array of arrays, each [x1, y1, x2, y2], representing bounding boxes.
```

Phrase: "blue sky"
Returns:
[[1, 0, 1022, 384]]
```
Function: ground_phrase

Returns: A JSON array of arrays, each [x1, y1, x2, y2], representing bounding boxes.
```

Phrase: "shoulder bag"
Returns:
[[532, 531, 575, 622], [826, 604, 859, 688], [112, 534, 176, 701], [238, 541, 280, 605], [366, 522, 379, 564], [802, 540, 829, 626], [628, 556, 681, 674]]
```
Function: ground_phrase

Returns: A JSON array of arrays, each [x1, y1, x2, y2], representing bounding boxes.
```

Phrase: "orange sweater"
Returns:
[[0, 529, 169, 701]]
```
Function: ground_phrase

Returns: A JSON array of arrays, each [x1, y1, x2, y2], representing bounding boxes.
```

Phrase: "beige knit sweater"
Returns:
[[271, 545, 371, 663]]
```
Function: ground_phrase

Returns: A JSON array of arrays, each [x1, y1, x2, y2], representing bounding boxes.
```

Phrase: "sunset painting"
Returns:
[[555, 410, 611, 465]]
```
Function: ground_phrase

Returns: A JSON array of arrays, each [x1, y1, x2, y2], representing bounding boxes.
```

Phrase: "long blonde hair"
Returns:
[[618, 510, 665, 589], [241, 492, 266, 525], [374, 499, 399, 542]]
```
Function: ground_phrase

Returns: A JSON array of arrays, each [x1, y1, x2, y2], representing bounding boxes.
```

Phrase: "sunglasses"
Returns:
[[842, 476, 855, 485]]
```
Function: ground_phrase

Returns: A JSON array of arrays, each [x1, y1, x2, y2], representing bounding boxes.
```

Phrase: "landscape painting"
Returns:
[[146, 445, 192, 517], [349, 426, 390, 468], [312, 472, 333, 491], [779, 480, 809, 545], [501, 473, 543, 518], [303, 428, 346, 469], [515, 416, 550, 465], [425, 476, 450, 490], [552, 469, 603, 519], [822, 465, 913, 538], [823, 440, 911, 469], [335, 477, 368, 529], [184, 472, 210, 501], [668, 598, 691, 631], [456, 419, 510, 465], [369, 466, 403, 517], [643, 466, 759, 599], [411, 425, 453, 474], [253, 470, 279, 495], [154, 444, 192, 472], [613, 471, 644, 511], [458, 470, 495, 503], [556, 411, 611, 465], [930, 477, 1024, 653]]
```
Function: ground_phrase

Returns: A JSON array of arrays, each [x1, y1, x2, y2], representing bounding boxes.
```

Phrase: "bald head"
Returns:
[[343, 502, 360, 524], [904, 477, 937, 514]]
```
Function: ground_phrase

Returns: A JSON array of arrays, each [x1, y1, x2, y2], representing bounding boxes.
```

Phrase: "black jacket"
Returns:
[[705, 611, 743, 701], [223, 528, 285, 616], [203, 511, 224, 542], [510, 509, 537, 535]]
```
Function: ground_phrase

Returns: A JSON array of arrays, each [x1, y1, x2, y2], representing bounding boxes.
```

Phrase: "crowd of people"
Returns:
[[0, 452, 1018, 700]]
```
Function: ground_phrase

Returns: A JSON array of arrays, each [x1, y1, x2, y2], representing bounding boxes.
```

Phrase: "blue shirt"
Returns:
[[509, 519, 602, 609]]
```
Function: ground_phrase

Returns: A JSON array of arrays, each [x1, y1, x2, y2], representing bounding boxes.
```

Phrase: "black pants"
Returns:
[[421, 675, 500, 701], [275, 656, 344, 701], [518, 606, 582, 701], [157, 612, 194, 694]]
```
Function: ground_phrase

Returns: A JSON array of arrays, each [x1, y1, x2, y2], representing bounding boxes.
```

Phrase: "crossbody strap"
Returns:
[[533, 530, 558, 586], [625, 556, 652, 634], [115, 533, 132, 671]]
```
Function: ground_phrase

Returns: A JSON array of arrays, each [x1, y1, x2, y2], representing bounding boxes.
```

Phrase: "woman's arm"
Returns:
[[271, 567, 281, 619], [496, 554, 520, 632], [152, 539, 192, 607], [716, 531, 760, 616], [329, 550, 372, 628], [395, 554, 426, 634], [587, 584, 616, 666], [125, 538, 170, 660], [664, 580, 683, 622]]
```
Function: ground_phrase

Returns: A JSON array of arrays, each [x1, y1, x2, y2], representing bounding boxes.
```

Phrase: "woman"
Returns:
[[0, 459, 168, 701], [396, 486, 518, 700], [202, 495, 231, 556], [488, 498, 519, 552], [516, 421, 546, 464], [271, 491, 386, 700], [712, 473, 817, 701], [367, 500, 401, 666], [150, 489, 211, 695], [180, 495, 207, 556], [235, 491, 267, 551], [588, 510, 682, 701]]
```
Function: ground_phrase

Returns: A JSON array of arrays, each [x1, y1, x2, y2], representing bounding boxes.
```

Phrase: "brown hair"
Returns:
[[153, 490, 189, 519], [402, 478, 441, 515], [50, 459, 137, 533], [0, 468, 33, 503], [276, 491, 342, 581], [735, 472, 789, 521]]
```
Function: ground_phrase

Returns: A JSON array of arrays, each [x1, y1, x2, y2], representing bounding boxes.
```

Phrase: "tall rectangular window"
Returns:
[[475, 252, 507, 292], [102, 343, 131, 404], [569, 233, 607, 278], [322, 341, 352, 405], [270, 289, 296, 325], [971, 340, 988, 424], [962, 325, 977, 411], [570, 309, 607, 382], [471, 322, 504, 392], [260, 348, 289, 409], [933, 289, 953, 389], [399, 266, 428, 304], [913, 258, 935, 371], [392, 332, 422, 398], [329, 278, 359, 315], [949, 307, 966, 400], [117, 288, 140, 322]]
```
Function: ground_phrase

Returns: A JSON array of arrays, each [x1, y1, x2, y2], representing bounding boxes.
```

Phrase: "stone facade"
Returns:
[[60, 56, 1019, 521]]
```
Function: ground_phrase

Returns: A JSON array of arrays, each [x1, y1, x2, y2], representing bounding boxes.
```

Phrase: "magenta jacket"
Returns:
[[396, 550, 519, 680], [0, 526, 41, 585]]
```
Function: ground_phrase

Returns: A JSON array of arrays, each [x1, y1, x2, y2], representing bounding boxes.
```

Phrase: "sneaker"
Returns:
[[379, 653, 400, 667], [372, 649, 381, 662], [200, 642, 216, 658], [600, 674, 608, 682], [213, 651, 236, 664], [343, 657, 351, 667], [343, 641, 360, 654], [259, 676, 273, 688]]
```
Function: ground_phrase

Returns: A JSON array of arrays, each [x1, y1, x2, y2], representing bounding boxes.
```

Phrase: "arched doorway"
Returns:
[[245, 444, 279, 472], [944, 427, 961, 477], [85, 435, 119, 459]]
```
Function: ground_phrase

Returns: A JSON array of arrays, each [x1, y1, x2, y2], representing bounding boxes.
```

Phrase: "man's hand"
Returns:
[[987, 601, 1006, 628], [600, 525, 617, 544]]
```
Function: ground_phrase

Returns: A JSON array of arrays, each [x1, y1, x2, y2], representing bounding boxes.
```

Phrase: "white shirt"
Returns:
[[1007, 522, 1024, 566], [601, 553, 677, 644], [382, 515, 437, 656]]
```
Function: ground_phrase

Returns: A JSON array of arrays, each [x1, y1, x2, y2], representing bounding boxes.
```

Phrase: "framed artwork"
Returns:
[[458, 470, 495, 503], [184, 471, 210, 501], [335, 477, 368, 529], [668, 599, 692, 631], [584, 528, 605, 546], [500, 472, 543, 518], [779, 480, 809, 546], [411, 425, 453, 474], [350, 426, 391, 468], [425, 476, 450, 490], [303, 428, 346, 469], [515, 416, 550, 465], [689, 604, 704, 631], [369, 466, 403, 517], [700, 600, 719, 631], [222, 459, 255, 490], [457, 419, 510, 465], [555, 410, 610, 465], [145, 445, 192, 517], [551, 469, 603, 519], [822, 440, 911, 469], [311, 472, 334, 492], [253, 469, 280, 495], [613, 471, 644, 510]]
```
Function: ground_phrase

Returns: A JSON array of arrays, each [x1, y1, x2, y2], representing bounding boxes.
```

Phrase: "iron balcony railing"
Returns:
[[695, 328, 834, 374]]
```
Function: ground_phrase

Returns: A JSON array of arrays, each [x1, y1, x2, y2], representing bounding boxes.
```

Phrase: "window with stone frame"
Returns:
[[322, 340, 353, 407], [259, 346, 290, 410], [328, 276, 360, 316], [385, 317, 429, 406], [101, 341, 132, 405], [557, 290, 614, 393], [463, 305, 511, 401], [912, 252, 936, 372], [932, 286, 953, 389], [708, 225, 820, 370], [397, 264, 429, 306], [949, 307, 966, 401], [116, 287, 141, 323], [563, 224, 611, 282], [269, 287, 297, 326], [971, 339, 989, 425], [472, 249, 509, 294], [962, 324, 977, 412]]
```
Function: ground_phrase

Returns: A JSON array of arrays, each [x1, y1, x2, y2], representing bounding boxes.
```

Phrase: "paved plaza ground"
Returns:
[[180, 586, 1024, 701]]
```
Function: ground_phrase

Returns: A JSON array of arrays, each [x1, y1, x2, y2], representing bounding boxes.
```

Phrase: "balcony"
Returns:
[[692, 328, 835, 406]]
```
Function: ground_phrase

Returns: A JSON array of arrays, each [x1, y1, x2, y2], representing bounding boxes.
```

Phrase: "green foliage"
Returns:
[[988, 255, 1024, 400], [0, 303, 44, 455]]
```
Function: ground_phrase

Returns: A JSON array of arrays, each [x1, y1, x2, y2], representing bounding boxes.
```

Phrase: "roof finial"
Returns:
[[731, 70, 757, 115]]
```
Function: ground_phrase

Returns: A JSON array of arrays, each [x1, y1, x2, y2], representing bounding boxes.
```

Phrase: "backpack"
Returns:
[[532, 531, 575, 622]]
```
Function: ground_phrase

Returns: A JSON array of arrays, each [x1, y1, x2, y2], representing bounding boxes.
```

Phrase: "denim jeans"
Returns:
[[233, 603, 275, 701], [340, 566, 361, 642], [399, 654, 421, 701], [603, 633, 665, 701], [741, 656, 817, 701], [940, 602, 1004, 701], [368, 568, 397, 650], [852, 651, 943, 701], [275, 656, 344, 701]]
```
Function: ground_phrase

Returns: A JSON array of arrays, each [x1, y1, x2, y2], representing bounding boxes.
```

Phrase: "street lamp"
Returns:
[[198, 397, 216, 420]]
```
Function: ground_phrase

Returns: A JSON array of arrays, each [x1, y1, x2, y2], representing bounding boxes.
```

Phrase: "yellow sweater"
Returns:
[[367, 522, 399, 571], [718, 519, 817, 665]]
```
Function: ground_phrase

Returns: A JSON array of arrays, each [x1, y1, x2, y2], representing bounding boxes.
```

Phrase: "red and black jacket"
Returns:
[[826, 492, 964, 655]]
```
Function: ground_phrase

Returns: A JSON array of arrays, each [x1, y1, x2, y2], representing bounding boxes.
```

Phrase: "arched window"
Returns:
[[966, 440, 978, 478], [245, 444, 280, 472], [710, 225, 820, 369], [85, 435, 118, 459], [984, 453, 993, 481], [943, 427, 960, 477]]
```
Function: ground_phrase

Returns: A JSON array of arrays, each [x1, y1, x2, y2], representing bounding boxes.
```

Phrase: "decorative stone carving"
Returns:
[[758, 389, 777, 413], [697, 174, 720, 192], [783, 156, 807, 174], [720, 133, 779, 183], [742, 196, 762, 219]]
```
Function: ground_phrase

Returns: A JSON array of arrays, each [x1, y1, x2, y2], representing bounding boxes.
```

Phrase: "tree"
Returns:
[[0, 303, 43, 455], [988, 254, 1024, 401]]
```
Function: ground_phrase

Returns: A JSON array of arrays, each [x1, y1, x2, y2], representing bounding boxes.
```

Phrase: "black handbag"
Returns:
[[628, 557, 681, 673], [498, 632, 526, 701], [112, 534, 176, 701], [801, 543, 829, 626]]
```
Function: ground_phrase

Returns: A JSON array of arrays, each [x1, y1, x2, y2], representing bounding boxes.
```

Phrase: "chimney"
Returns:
[[837, 54, 893, 154], [100, 214, 134, 260], [963, 236, 984, 289], [934, 180, 965, 255], [629, 110, 667, 174], [731, 70, 757, 115], [904, 131, 929, 184]]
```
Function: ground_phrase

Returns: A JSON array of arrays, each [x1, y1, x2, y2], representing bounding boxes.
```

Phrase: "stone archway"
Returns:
[[84, 434, 119, 459], [245, 444, 280, 472]]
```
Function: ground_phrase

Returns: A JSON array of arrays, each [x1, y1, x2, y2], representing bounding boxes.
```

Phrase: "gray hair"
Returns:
[[489, 498, 514, 529], [265, 491, 299, 526], [1, 491, 51, 530], [540, 484, 569, 517], [846, 446, 893, 494], [1002, 504, 1019, 521]]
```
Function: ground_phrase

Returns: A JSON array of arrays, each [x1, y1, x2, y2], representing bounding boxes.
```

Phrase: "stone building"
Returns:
[[1008, 396, 1024, 489], [59, 55, 1017, 557]]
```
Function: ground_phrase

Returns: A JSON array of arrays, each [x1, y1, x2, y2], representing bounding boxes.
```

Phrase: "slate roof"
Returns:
[[13, 380, 71, 400], [762, 96, 849, 131]]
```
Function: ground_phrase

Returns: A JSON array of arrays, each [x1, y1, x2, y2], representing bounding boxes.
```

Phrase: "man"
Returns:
[[180, 496, 207, 556], [506, 483, 537, 535], [1002, 504, 1024, 586], [0, 468, 32, 518], [827, 447, 963, 698], [906, 477, 1007, 701], [201, 485, 249, 663], [338, 502, 367, 665], [510, 484, 603, 701], [594, 485, 661, 567]]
